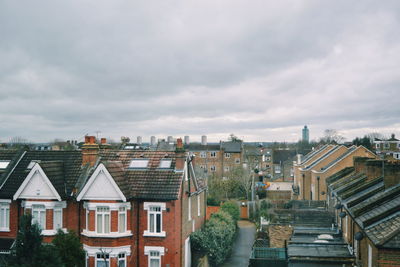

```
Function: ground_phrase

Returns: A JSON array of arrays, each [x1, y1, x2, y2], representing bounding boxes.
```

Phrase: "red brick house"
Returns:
[[0, 137, 207, 267]]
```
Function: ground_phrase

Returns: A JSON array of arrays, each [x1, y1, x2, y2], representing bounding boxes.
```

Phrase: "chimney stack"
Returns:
[[101, 138, 107, 144], [175, 138, 185, 170], [82, 136, 99, 166]]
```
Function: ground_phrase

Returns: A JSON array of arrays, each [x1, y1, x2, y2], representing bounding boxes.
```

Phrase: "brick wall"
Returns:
[[268, 225, 293, 248], [378, 249, 400, 266]]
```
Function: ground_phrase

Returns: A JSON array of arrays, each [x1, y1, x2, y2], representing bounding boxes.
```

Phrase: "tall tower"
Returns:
[[302, 125, 309, 143]]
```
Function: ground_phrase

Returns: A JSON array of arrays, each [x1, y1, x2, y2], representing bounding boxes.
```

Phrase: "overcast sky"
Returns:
[[1, 1, 399, 143]]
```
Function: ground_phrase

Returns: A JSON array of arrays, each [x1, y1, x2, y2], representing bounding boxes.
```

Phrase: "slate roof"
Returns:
[[220, 141, 242, 153], [365, 212, 400, 248], [272, 150, 296, 164], [320, 146, 358, 171], [96, 150, 205, 200], [302, 146, 342, 170], [185, 143, 220, 151], [326, 167, 354, 185], [300, 145, 331, 164], [0, 151, 83, 199]]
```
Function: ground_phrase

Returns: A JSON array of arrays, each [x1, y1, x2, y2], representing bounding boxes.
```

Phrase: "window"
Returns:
[[118, 253, 126, 267], [149, 251, 161, 267], [149, 206, 162, 233], [0, 203, 10, 231], [224, 153, 230, 158], [235, 158, 240, 164], [188, 197, 191, 221], [384, 143, 389, 149], [376, 143, 380, 149], [210, 165, 216, 172], [32, 205, 46, 229], [86, 209, 90, 230], [200, 152, 206, 158], [54, 207, 62, 230], [128, 159, 149, 168], [224, 166, 229, 172], [119, 207, 126, 233], [158, 159, 172, 169], [96, 253, 109, 267], [96, 207, 110, 234], [210, 152, 217, 158], [197, 194, 201, 217], [200, 165, 206, 169]]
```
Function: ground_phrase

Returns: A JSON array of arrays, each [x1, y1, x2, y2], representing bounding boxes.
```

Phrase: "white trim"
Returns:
[[197, 194, 201, 217], [83, 244, 131, 257], [143, 202, 166, 237], [0, 199, 11, 203], [0, 201, 10, 232], [77, 164, 126, 202], [81, 230, 133, 238], [42, 228, 67, 236], [83, 202, 131, 211], [13, 164, 61, 201], [22, 200, 66, 209], [143, 202, 166, 211], [368, 244, 372, 267], [144, 246, 165, 256]]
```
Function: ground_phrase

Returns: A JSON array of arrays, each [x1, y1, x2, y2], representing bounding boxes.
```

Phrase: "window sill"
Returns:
[[81, 230, 132, 238], [0, 228, 10, 232], [143, 230, 166, 237], [42, 228, 67, 236]]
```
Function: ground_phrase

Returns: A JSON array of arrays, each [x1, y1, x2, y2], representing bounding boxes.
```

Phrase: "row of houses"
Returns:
[[0, 136, 206, 267], [292, 144, 377, 201], [327, 157, 400, 267]]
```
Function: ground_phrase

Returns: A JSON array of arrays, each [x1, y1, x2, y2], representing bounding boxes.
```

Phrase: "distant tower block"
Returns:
[[167, 136, 174, 143], [302, 125, 310, 143], [150, 136, 156, 146], [201, 135, 207, 146], [184, 136, 190, 145], [137, 136, 142, 144]]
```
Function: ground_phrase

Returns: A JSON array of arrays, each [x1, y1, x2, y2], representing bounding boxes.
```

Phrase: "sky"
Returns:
[[1, 0, 400, 143]]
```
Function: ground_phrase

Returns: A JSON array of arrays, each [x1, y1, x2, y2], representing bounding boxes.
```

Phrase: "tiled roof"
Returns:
[[185, 143, 220, 151], [40, 161, 67, 199], [343, 179, 384, 208], [272, 150, 296, 164], [221, 141, 242, 153], [0, 151, 83, 199], [320, 146, 357, 171], [366, 212, 400, 248], [326, 167, 354, 185], [302, 146, 342, 170], [300, 145, 328, 164]]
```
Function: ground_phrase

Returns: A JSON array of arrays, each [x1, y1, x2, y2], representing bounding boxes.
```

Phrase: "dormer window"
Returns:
[[0, 161, 10, 169], [128, 159, 149, 168], [159, 159, 172, 169]]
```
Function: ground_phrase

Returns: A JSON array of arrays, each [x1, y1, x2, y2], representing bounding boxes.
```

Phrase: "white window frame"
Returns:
[[210, 151, 217, 158], [368, 244, 372, 267], [32, 204, 46, 230], [210, 165, 216, 172], [144, 202, 166, 237], [118, 253, 126, 267], [86, 208, 90, 230], [197, 194, 201, 217], [144, 246, 164, 267], [96, 206, 110, 234], [224, 153, 231, 158], [0, 200, 10, 231], [96, 253, 109, 267], [53, 207, 63, 230], [235, 158, 240, 164], [200, 151, 206, 158], [118, 207, 127, 233]]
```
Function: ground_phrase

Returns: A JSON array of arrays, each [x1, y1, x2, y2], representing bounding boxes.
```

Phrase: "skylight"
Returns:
[[159, 159, 172, 169], [128, 159, 149, 168], [0, 161, 10, 169]]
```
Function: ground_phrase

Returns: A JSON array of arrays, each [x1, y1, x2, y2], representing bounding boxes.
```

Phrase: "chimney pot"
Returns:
[[101, 138, 107, 144], [85, 136, 90, 143]]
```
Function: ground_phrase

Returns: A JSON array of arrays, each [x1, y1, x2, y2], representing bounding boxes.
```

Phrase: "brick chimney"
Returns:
[[175, 138, 186, 171], [82, 136, 99, 167]]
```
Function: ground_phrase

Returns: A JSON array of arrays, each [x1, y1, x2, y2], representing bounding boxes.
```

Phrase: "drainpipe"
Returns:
[[302, 174, 305, 200], [317, 176, 320, 201]]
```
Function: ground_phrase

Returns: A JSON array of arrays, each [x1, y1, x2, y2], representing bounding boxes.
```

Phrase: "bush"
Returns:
[[191, 211, 237, 266], [220, 201, 240, 222], [207, 196, 220, 206]]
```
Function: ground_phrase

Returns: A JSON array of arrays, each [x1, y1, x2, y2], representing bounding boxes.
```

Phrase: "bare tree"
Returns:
[[319, 129, 345, 144]]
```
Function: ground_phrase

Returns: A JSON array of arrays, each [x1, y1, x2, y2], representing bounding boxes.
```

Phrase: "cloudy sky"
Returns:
[[1, 1, 400, 143]]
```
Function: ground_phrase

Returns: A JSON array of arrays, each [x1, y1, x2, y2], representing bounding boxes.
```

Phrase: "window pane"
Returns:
[[6, 208, 9, 228], [40, 211, 45, 229], [104, 214, 110, 233], [54, 209, 62, 229], [118, 259, 125, 267], [0, 209, 4, 228], [150, 258, 160, 267], [150, 214, 155, 232], [156, 214, 161, 233], [119, 213, 125, 233], [97, 214, 102, 233]]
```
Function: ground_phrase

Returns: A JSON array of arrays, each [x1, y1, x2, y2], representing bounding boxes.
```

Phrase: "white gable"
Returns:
[[14, 164, 61, 201], [77, 164, 126, 201]]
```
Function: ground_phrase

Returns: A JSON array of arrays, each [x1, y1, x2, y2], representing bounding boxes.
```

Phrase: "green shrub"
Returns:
[[191, 211, 237, 266], [220, 201, 240, 222], [207, 196, 220, 206]]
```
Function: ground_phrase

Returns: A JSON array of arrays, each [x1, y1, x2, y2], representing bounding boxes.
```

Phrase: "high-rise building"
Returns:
[[302, 125, 309, 143]]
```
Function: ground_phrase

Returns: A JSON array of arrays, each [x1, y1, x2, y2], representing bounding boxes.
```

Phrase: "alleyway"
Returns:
[[221, 220, 256, 267]]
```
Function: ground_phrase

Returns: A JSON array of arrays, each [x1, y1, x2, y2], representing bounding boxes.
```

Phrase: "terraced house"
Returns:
[[0, 137, 206, 267]]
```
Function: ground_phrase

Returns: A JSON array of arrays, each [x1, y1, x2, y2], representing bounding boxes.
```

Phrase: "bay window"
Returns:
[[118, 207, 126, 233], [96, 253, 109, 267], [96, 207, 110, 234], [0, 202, 10, 231], [32, 205, 46, 229]]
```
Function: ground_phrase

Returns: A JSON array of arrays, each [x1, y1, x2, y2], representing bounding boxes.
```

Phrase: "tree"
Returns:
[[319, 129, 344, 144], [9, 214, 62, 267], [352, 135, 373, 150], [52, 230, 85, 267], [229, 134, 241, 142]]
